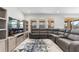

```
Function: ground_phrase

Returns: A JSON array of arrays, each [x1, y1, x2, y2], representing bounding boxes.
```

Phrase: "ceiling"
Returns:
[[18, 7, 79, 15]]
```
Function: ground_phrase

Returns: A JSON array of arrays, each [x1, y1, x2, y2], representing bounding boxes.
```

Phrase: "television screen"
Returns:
[[71, 21, 79, 29]]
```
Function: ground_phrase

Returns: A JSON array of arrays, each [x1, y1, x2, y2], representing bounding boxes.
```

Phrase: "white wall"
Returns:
[[53, 15, 64, 29], [64, 14, 79, 18], [4, 7, 24, 20]]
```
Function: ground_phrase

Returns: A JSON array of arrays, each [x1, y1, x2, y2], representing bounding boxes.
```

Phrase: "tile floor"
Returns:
[[14, 39, 63, 52]]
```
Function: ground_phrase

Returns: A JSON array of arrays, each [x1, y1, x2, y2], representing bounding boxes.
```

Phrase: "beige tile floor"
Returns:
[[43, 39, 63, 52], [14, 38, 63, 52]]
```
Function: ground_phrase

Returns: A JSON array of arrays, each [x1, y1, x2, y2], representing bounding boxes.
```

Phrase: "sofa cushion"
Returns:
[[68, 34, 79, 41], [56, 38, 71, 52], [71, 29, 79, 34], [64, 33, 68, 36], [69, 41, 79, 52], [58, 32, 64, 35], [58, 35, 65, 38]]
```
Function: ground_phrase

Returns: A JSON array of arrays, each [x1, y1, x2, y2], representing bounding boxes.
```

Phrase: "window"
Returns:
[[9, 19, 18, 29], [19, 21, 23, 29], [31, 21, 37, 29], [71, 21, 79, 29], [39, 21, 45, 29], [39, 23, 45, 29]]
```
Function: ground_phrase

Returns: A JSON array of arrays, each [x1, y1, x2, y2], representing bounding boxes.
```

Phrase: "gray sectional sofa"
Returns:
[[29, 28, 79, 52], [29, 29, 49, 39], [51, 29, 79, 52]]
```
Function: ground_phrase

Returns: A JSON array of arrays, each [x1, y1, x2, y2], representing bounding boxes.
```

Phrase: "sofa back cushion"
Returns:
[[58, 32, 64, 35], [64, 33, 69, 37], [68, 34, 79, 41], [71, 29, 79, 35]]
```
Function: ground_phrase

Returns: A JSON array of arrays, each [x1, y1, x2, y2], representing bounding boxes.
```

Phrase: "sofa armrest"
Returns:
[[70, 41, 79, 52]]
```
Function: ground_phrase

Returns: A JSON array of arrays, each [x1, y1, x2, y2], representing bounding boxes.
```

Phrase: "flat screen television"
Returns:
[[71, 21, 79, 29]]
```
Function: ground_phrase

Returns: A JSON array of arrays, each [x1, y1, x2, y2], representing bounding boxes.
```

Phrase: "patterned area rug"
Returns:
[[14, 39, 63, 52], [18, 39, 48, 52]]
